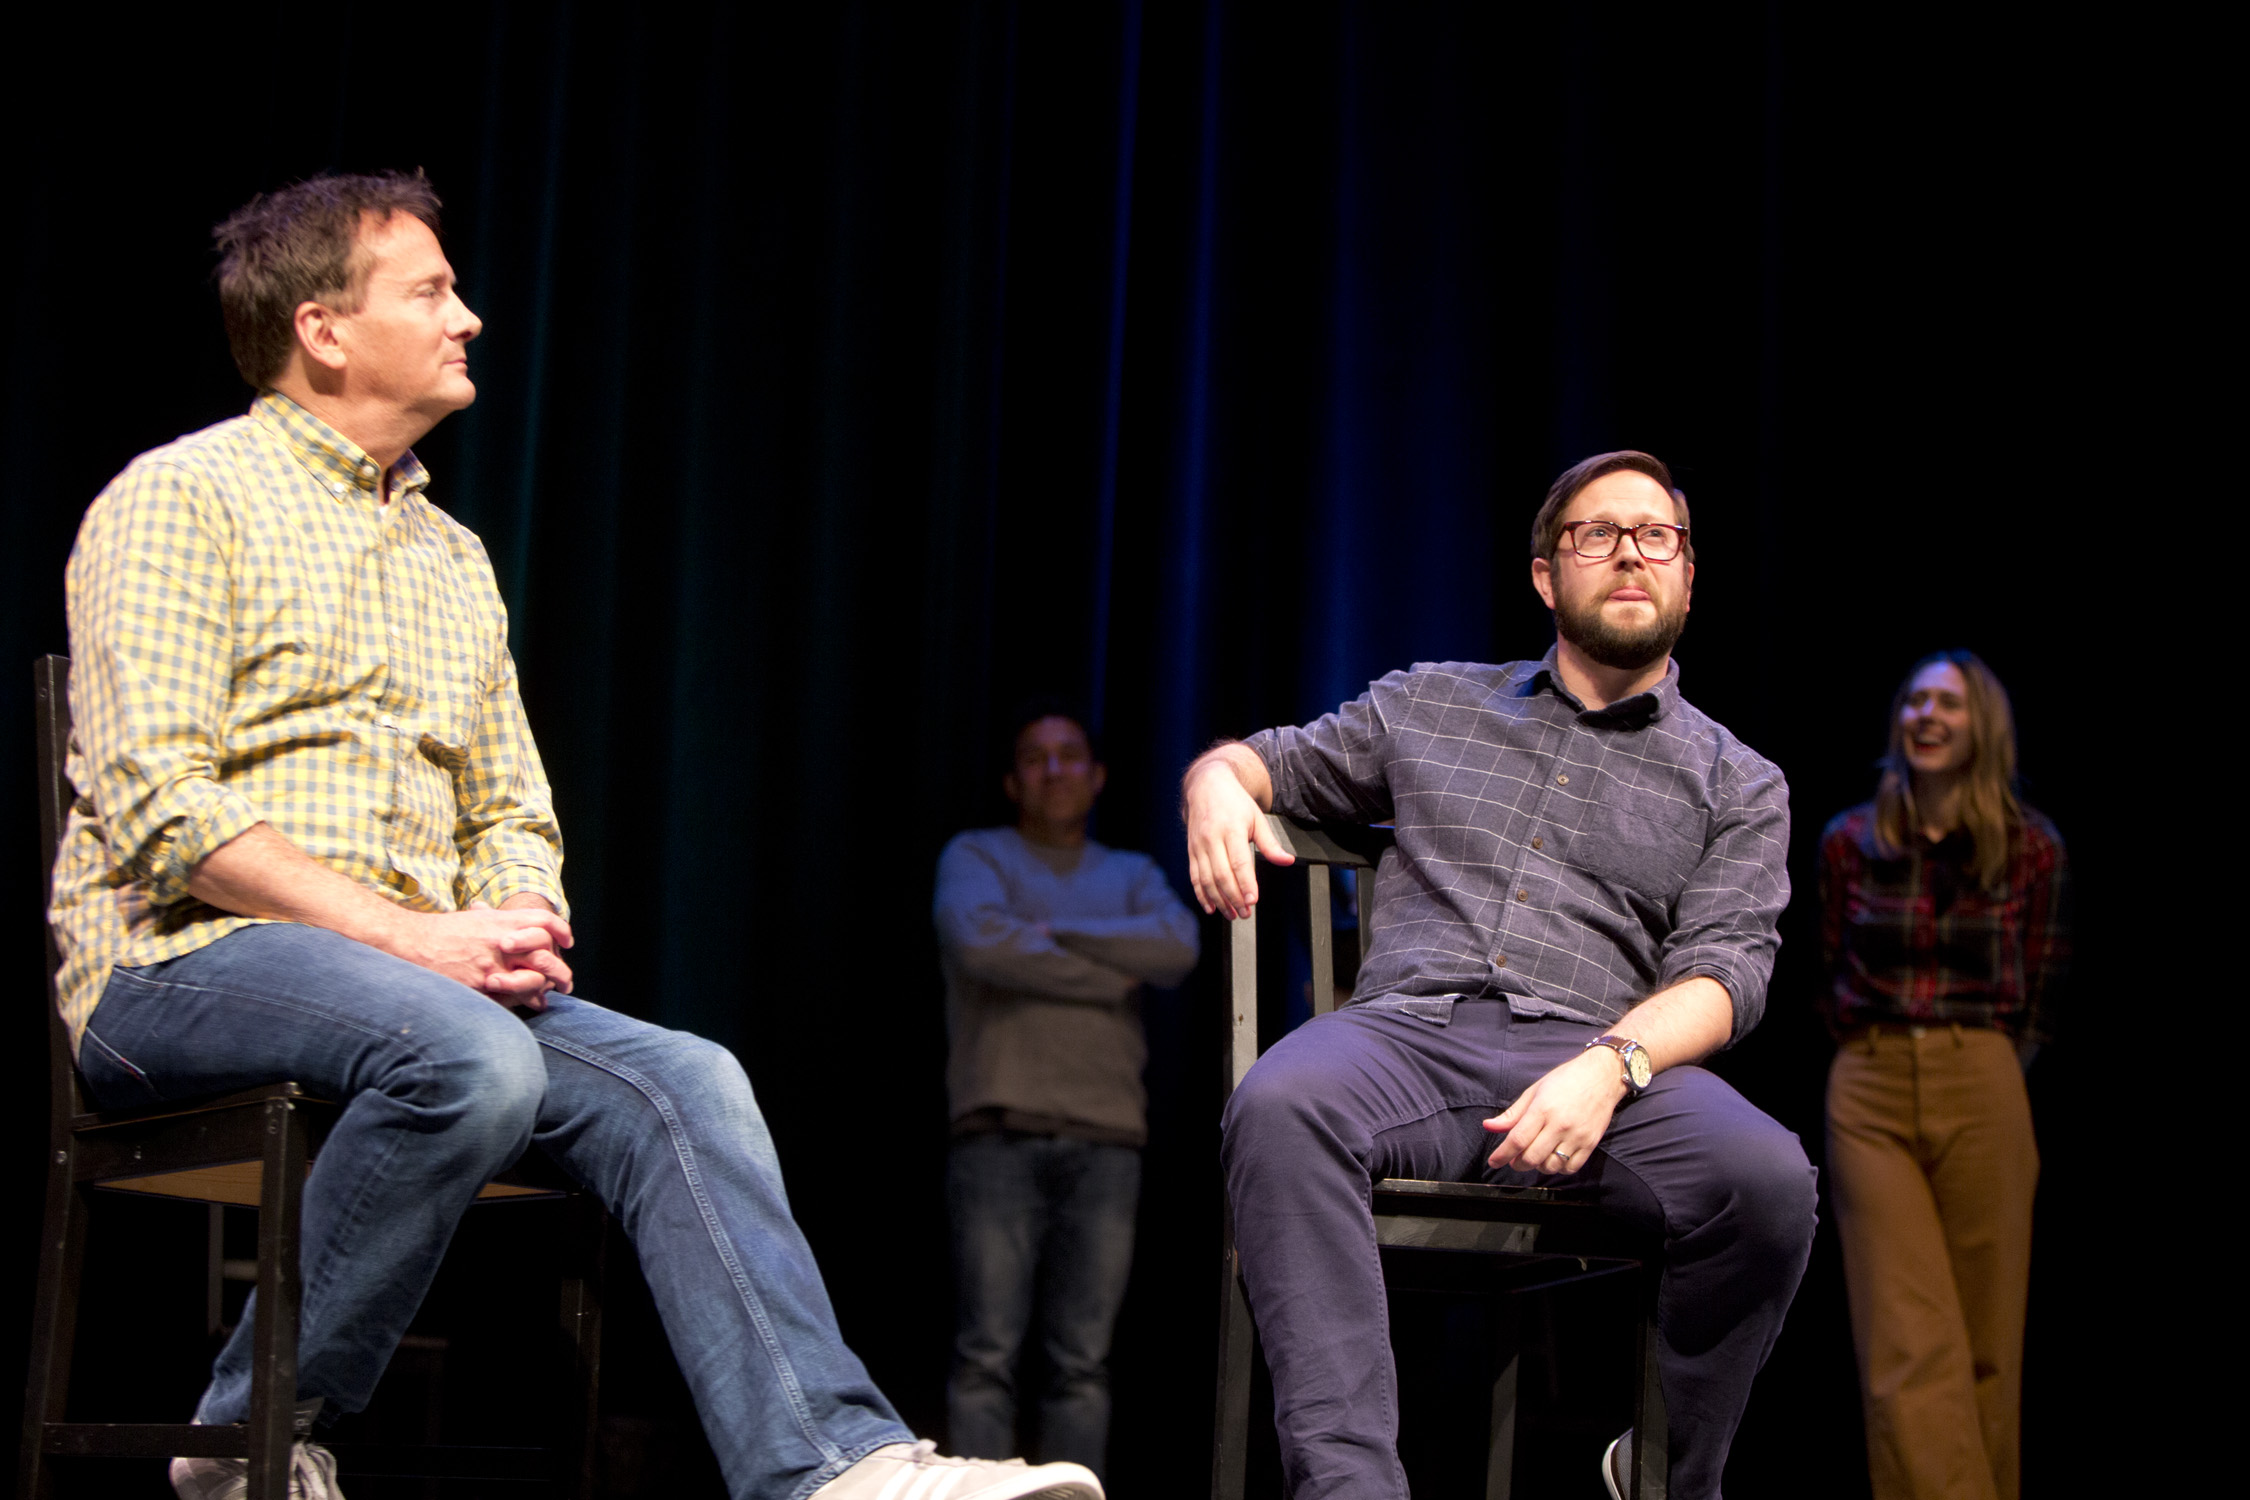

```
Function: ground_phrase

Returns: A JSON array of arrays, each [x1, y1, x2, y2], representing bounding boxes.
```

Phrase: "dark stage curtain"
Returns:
[[1, 4, 2159, 1495]]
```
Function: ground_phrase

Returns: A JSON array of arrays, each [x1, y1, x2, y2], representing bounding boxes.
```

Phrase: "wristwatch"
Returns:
[[1586, 1035, 1653, 1096]]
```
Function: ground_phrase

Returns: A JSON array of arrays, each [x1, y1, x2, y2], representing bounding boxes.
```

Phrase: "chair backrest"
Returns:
[[1225, 816, 1396, 1091], [33, 657, 70, 898], [34, 655, 87, 1127]]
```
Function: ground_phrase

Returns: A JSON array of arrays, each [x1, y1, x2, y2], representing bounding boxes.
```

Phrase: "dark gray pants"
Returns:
[[1221, 999, 1816, 1499]]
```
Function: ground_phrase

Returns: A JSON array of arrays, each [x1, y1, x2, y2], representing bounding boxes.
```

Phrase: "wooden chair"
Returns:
[[1209, 816, 1669, 1500], [19, 656, 607, 1499]]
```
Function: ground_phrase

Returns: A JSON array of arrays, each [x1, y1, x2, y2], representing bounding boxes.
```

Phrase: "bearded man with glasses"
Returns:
[[1182, 451, 1814, 1500]]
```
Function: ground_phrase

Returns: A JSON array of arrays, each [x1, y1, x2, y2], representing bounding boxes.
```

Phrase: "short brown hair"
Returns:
[[1871, 650, 2023, 890], [1529, 450, 1694, 564], [213, 171, 444, 388]]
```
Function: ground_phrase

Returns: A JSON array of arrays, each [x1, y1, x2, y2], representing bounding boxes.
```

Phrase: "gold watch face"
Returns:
[[1624, 1045, 1653, 1089]]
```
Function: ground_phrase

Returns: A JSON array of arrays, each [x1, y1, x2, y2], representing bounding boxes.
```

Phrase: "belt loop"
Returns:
[[1950, 1022, 1966, 1049]]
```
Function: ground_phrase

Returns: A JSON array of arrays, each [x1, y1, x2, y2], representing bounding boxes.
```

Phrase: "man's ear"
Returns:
[[1681, 559, 1694, 612], [1530, 555, 1557, 611], [293, 299, 349, 373], [1090, 763, 1108, 797], [1002, 771, 1023, 806]]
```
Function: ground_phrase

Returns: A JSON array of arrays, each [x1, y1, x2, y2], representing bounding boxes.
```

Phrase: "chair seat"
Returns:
[[75, 1083, 570, 1204], [1373, 1177, 1657, 1295]]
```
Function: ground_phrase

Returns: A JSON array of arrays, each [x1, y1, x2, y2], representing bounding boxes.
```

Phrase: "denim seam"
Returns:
[[76, 1023, 154, 1095], [531, 1029, 837, 1470], [289, 1074, 437, 1407], [99, 967, 459, 1060]]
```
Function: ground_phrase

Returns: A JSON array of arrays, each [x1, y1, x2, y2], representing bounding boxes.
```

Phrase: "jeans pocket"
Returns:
[[77, 1022, 160, 1108]]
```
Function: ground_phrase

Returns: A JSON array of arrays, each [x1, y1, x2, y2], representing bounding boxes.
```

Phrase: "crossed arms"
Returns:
[[934, 835, 1200, 1001]]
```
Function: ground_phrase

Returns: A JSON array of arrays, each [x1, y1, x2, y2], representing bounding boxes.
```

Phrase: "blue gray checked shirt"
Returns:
[[1244, 651, 1790, 1042]]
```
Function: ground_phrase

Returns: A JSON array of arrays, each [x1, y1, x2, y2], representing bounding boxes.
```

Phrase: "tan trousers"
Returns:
[[1827, 1026, 2037, 1500]]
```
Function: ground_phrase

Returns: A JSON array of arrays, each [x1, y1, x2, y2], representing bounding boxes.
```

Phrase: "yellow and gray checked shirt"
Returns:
[[50, 392, 566, 1053]]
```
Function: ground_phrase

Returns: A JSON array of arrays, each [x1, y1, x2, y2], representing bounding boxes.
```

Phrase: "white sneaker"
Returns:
[[1600, 1428, 1631, 1500], [168, 1440, 344, 1500], [808, 1440, 1102, 1500], [171, 1401, 343, 1500]]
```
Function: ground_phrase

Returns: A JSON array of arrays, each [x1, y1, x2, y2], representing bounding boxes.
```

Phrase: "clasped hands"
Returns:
[[395, 897, 575, 1010]]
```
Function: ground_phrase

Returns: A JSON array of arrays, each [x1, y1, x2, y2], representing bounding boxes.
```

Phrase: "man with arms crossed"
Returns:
[[1181, 452, 1815, 1500], [51, 172, 1101, 1500], [935, 703, 1199, 1479]]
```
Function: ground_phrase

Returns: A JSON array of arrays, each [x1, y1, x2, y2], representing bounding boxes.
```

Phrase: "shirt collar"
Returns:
[[252, 390, 432, 502], [1524, 644, 1679, 727]]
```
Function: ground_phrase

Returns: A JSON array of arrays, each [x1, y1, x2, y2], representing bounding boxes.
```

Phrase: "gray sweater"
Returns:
[[933, 827, 1201, 1146]]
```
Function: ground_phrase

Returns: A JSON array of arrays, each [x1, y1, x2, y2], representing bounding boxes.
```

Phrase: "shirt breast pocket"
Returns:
[[419, 640, 487, 750], [1564, 805, 1704, 905]]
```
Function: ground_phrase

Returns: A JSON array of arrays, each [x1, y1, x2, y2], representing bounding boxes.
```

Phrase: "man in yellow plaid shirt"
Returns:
[[54, 172, 1102, 1500]]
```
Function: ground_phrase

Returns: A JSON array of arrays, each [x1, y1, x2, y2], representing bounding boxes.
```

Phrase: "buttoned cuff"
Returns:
[[462, 862, 570, 919]]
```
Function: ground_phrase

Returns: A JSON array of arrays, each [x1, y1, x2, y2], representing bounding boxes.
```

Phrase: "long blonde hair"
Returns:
[[1871, 650, 2022, 891]]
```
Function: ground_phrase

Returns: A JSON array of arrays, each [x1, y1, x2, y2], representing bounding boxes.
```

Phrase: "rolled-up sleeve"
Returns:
[[1658, 755, 1792, 1043], [65, 462, 265, 906], [1244, 672, 1407, 826], [452, 643, 568, 915]]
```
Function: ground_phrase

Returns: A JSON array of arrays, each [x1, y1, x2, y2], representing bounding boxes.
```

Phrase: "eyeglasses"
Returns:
[[1558, 520, 1689, 562]]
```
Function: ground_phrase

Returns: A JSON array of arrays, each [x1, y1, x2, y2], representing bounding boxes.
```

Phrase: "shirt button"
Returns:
[[1556, 773, 1570, 785], [1494, 954, 1508, 969], [1531, 836, 1544, 850], [380, 715, 396, 728], [1516, 889, 1529, 902]]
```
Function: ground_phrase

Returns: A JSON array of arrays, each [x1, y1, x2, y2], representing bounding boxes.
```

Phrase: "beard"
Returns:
[[1554, 587, 1688, 671]]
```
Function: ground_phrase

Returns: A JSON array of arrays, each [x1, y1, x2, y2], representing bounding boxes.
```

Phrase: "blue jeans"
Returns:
[[945, 1133, 1138, 1477], [1222, 1000, 1817, 1500], [77, 922, 913, 1500]]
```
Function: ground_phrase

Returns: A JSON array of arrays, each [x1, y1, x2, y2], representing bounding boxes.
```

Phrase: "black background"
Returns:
[[1, 3, 2182, 1495]]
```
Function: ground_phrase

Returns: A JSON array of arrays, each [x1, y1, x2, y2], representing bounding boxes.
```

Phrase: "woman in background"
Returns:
[[1820, 650, 2069, 1500]]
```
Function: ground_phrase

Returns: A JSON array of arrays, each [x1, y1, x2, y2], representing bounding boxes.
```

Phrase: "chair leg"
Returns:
[[558, 1197, 609, 1500], [1484, 1294, 1521, 1500], [1210, 1211, 1253, 1500], [248, 1098, 310, 1499], [17, 1145, 92, 1500], [206, 1204, 227, 1339], [1631, 1298, 1669, 1500]]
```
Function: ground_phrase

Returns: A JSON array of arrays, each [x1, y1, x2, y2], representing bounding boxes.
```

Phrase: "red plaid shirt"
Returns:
[[1818, 802, 2070, 1045]]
